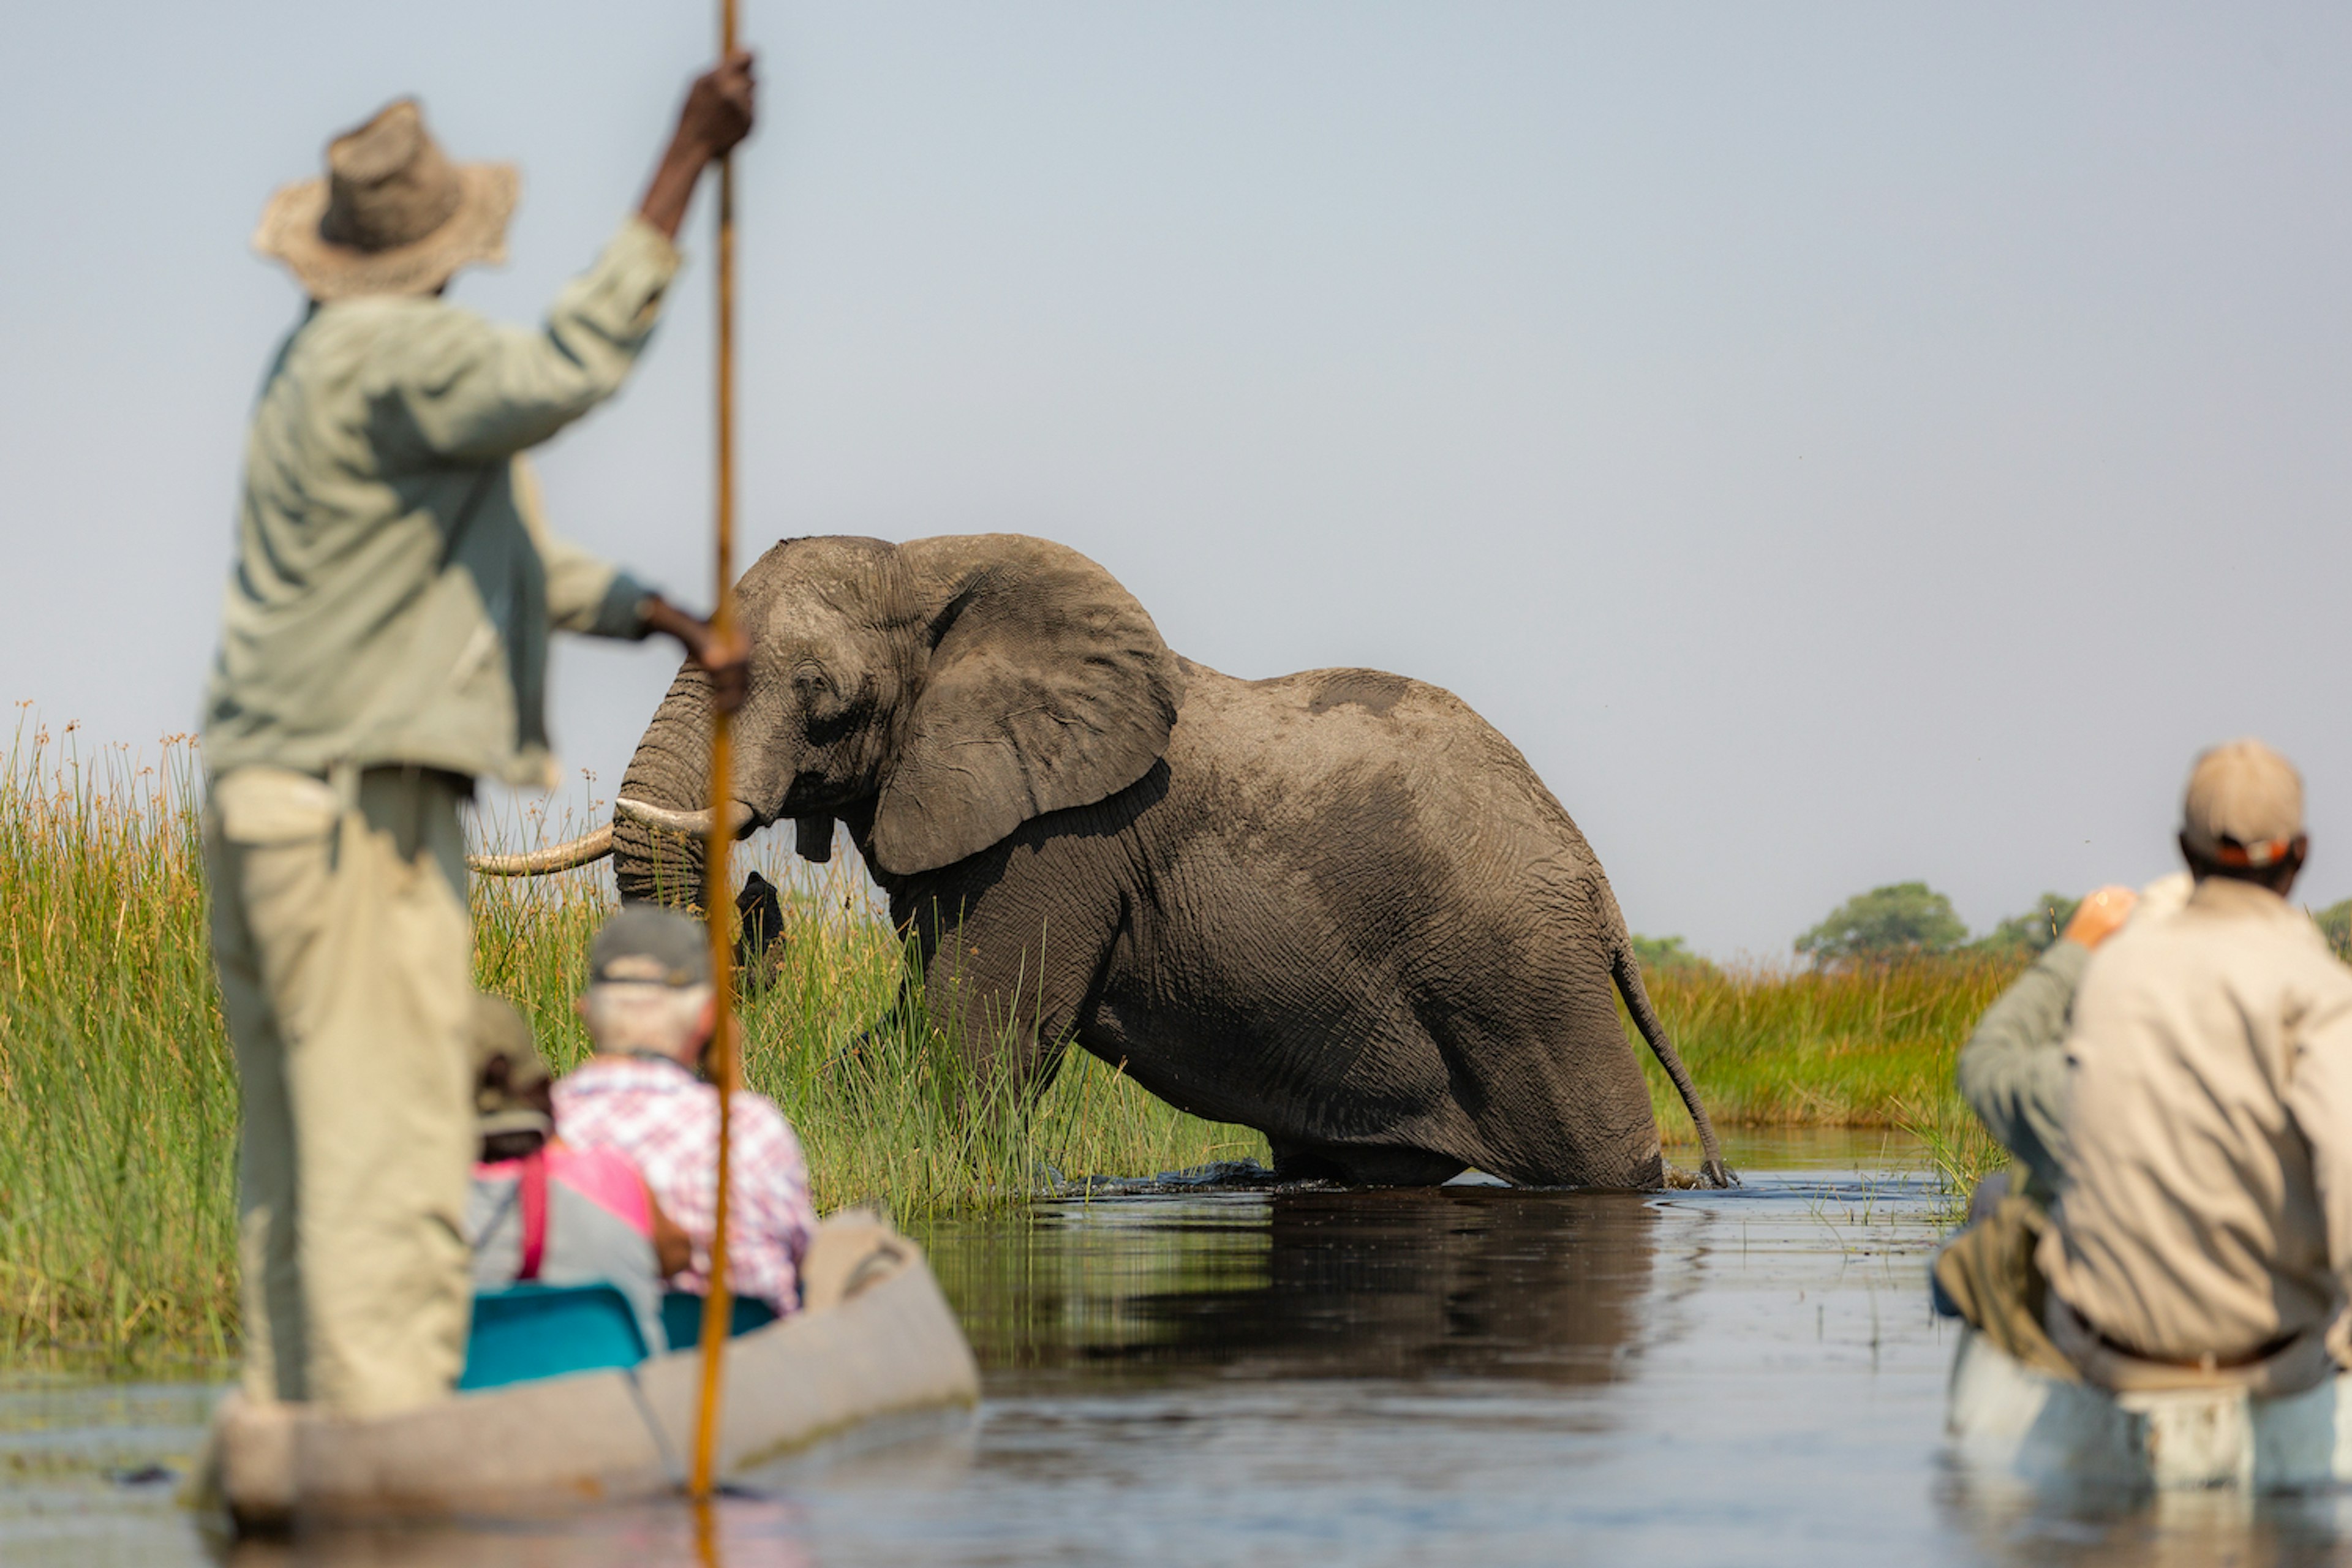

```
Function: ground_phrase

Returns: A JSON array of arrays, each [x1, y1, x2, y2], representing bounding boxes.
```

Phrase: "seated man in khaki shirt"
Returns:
[[2036, 739, 2352, 1388]]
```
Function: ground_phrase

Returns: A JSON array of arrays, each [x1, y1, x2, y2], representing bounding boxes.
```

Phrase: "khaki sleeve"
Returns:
[[1956, 939, 2090, 1197], [382, 219, 682, 466], [2286, 963, 2352, 1292], [511, 457, 655, 641]]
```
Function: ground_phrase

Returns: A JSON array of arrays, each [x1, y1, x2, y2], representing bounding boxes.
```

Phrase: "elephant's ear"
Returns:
[[870, 535, 1185, 876]]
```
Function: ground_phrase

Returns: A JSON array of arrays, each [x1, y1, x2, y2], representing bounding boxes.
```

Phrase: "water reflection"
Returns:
[[216, 1497, 816, 1568], [933, 1188, 1659, 1386], [1939, 1463, 2352, 1566], [1938, 1476, 2352, 1568], [21, 1164, 2352, 1564]]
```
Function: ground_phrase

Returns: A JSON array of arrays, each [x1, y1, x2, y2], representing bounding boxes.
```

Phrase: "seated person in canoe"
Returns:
[[1940, 738, 2352, 1397], [555, 907, 819, 1322], [463, 997, 689, 1355]]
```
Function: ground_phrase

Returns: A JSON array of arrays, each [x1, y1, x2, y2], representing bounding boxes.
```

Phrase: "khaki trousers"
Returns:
[[204, 764, 476, 1417]]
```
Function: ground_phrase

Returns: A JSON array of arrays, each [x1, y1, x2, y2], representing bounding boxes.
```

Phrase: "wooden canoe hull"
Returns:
[[211, 1220, 979, 1531]]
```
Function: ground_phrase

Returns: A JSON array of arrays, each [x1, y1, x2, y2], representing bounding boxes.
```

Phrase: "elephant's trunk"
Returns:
[[609, 662, 788, 907], [612, 666, 724, 906]]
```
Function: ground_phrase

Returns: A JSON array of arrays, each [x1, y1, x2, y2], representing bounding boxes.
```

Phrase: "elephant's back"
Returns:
[[1169, 659, 1594, 854]]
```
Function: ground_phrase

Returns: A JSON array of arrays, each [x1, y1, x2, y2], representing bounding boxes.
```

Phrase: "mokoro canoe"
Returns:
[[203, 1215, 978, 1532], [1947, 1324, 2352, 1491]]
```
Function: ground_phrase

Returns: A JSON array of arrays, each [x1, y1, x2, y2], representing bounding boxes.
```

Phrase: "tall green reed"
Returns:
[[2, 718, 2029, 1368], [0, 736, 1260, 1367], [1631, 954, 2020, 1148], [471, 835, 1268, 1216], [0, 717, 238, 1368]]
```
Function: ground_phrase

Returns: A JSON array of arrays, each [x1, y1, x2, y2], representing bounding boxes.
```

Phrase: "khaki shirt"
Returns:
[[203, 219, 681, 788], [2038, 878, 2352, 1362]]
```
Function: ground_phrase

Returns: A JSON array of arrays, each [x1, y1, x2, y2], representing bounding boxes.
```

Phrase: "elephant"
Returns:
[[480, 533, 1728, 1189]]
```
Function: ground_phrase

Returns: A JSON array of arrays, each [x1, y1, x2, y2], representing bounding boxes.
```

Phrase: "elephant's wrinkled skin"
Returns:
[[591, 533, 1726, 1189]]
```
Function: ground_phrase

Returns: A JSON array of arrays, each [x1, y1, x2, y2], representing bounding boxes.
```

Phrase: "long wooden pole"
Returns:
[[690, 0, 743, 1504]]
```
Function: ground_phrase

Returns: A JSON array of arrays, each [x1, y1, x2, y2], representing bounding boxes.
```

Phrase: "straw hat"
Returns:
[[254, 98, 518, 301]]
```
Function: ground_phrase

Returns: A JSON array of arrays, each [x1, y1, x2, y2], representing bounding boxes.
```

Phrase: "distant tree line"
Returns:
[[1637, 885, 2352, 973], [1794, 881, 2081, 966]]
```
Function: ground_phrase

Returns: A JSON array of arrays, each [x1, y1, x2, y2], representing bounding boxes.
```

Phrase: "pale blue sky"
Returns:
[[7, 3, 2351, 958]]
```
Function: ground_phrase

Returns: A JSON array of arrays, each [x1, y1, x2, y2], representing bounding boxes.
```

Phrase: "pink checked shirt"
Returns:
[[553, 1056, 818, 1313]]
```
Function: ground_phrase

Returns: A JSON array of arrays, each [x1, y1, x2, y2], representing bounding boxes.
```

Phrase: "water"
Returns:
[[12, 1129, 2352, 1566]]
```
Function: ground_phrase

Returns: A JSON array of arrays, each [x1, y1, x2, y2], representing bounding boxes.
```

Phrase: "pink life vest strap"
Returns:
[[518, 1149, 549, 1283]]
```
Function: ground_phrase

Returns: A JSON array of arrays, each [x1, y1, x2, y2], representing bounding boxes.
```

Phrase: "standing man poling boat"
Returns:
[[202, 55, 757, 1417]]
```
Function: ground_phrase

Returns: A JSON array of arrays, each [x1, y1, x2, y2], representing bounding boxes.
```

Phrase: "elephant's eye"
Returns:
[[795, 664, 856, 733]]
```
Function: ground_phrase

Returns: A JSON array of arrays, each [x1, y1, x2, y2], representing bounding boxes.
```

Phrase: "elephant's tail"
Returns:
[[1612, 947, 1734, 1188]]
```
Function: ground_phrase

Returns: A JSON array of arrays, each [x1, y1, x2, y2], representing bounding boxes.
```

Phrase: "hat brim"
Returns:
[[254, 162, 519, 301]]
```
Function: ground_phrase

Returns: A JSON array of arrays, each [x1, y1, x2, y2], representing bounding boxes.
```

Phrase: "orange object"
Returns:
[[688, 0, 744, 1505]]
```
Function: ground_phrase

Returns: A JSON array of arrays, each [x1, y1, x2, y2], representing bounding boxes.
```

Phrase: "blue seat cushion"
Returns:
[[661, 1291, 779, 1351], [458, 1283, 650, 1392]]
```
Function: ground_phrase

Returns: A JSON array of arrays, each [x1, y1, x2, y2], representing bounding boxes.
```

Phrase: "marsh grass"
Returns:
[[1632, 955, 2019, 1148], [1894, 1091, 2010, 1212], [0, 726, 1261, 1368], [0, 717, 238, 1370], [472, 842, 1272, 1216], [1630, 956, 2016, 1216], [2, 721, 2024, 1368]]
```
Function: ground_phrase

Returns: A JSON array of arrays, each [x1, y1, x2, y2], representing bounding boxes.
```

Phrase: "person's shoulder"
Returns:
[[2182, 888, 2352, 1000], [2282, 916, 2352, 992], [554, 1055, 622, 1090], [309, 294, 499, 380], [2071, 911, 2219, 1021], [307, 292, 473, 339], [728, 1088, 801, 1145], [555, 1055, 673, 1099], [2076, 915, 2168, 983]]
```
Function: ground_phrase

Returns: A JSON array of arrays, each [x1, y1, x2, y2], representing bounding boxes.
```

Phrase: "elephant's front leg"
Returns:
[[900, 885, 1112, 1091]]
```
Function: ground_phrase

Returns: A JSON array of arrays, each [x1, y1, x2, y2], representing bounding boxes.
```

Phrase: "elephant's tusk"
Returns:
[[469, 824, 615, 876], [614, 796, 758, 840]]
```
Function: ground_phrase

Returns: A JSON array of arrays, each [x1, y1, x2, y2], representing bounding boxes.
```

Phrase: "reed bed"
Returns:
[[472, 844, 1271, 1217], [2, 721, 2022, 1368], [0, 719, 239, 1369], [1633, 955, 2016, 1192], [0, 727, 1260, 1368]]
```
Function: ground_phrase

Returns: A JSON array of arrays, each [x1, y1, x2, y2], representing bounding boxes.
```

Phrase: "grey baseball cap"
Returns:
[[2182, 738, 2305, 867], [589, 905, 714, 988]]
